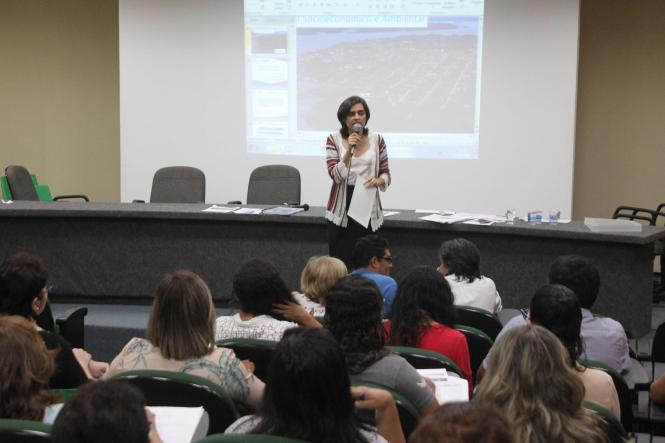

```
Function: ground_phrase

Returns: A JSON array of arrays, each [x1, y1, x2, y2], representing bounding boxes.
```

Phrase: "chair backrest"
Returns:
[[198, 434, 310, 443], [113, 369, 238, 435], [584, 400, 628, 443], [5, 165, 39, 200], [612, 206, 657, 225], [387, 345, 464, 378], [454, 306, 503, 341], [216, 338, 277, 381], [246, 165, 300, 205], [579, 359, 633, 433], [150, 166, 206, 203], [352, 382, 420, 438], [0, 419, 52, 442], [454, 324, 493, 386]]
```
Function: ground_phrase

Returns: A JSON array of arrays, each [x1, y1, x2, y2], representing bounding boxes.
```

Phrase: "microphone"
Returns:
[[350, 122, 364, 153], [283, 202, 310, 211]]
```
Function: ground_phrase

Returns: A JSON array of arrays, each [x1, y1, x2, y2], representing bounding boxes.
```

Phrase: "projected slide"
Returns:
[[245, 0, 484, 159]]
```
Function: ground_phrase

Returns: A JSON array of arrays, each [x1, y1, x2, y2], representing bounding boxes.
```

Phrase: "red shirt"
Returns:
[[384, 321, 473, 389]]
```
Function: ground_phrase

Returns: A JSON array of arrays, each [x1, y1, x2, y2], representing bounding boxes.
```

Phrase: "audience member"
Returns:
[[386, 266, 472, 387], [106, 270, 264, 410], [476, 325, 606, 443], [293, 255, 347, 316], [437, 238, 502, 313], [215, 258, 318, 342], [0, 315, 60, 421], [529, 284, 620, 417], [408, 402, 514, 443], [325, 275, 438, 416], [350, 235, 397, 316], [51, 379, 162, 443], [0, 252, 105, 388], [226, 327, 405, 443]]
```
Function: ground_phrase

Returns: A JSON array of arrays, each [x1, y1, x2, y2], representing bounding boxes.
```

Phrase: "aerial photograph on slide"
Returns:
[[296, 17, 480, 134]]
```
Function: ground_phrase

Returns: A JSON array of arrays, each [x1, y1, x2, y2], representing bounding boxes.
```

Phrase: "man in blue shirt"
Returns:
[[349, 234, 397, 317]]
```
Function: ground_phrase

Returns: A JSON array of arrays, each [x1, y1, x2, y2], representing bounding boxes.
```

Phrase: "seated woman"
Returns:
[[386, 266, 472, 388], [437, 238, 502, 313], [0, 315, 60, 421], [226, 327, 405, 443], [0, 252, 105, 388], [105, 270, 264, 410], [216, 258, 318, 342], [476, 325, 606, 443], [293, 255, 347, 316], [529, 283, 620, 418], [325, 275, 439, 416]]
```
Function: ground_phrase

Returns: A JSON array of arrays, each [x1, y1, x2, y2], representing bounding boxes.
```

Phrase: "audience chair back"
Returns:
[[216, 338, 277, 381], [454, 306, 503, 341], [579, 359, 634, 433], [352, 383, 420, 438], [246, 165, 300, 205], [150, 166, 206, 203], [114, 369, 237, 435], [387, 346, 465, 379], [454, 324, 493, 386], [197, 434, 310, 443], [584, 400, 628, 443], [0, 419, 52, 442]]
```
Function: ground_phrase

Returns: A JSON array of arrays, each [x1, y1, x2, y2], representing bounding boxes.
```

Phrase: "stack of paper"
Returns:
[[149, 406, 209, 443], [584, 217, 642, 233], [417, 368, 469, 404]]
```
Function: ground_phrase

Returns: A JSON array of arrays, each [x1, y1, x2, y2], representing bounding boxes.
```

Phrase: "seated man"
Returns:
[[349, 234, 397, 317], [480, 255, 630, 376]]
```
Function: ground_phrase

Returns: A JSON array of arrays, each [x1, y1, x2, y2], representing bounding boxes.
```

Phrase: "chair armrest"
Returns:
[[227, 200, 242, 204]]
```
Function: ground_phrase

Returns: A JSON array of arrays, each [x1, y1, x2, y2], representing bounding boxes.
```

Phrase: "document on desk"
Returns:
[[382, 210, 400, 217], [262, 206, 305, 216], [417, 369, 469, 404], [348, 184, 376, 228], [149, 406, 209, 443], [233, 207, 263, 215], [202, 205, 238, 213]]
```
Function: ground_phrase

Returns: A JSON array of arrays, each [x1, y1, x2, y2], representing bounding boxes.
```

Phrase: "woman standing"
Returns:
[[326, 95, 391, 266]]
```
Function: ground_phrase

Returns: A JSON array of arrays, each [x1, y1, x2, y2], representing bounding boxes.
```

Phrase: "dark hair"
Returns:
[[324, 275, 389, 374], [389, 266, 456, 346], [0, 252, 48, 319], [409, 401, 514, 443], [337, 95, 370, 138], [233, 258, 296, 320], [52, 380, 150, 443], [351, 235, 388, 270], [252, 327, 371, 443], [548, 255, 600, 309], [529, 284, 585, 366], [439, 238, 481, 282]]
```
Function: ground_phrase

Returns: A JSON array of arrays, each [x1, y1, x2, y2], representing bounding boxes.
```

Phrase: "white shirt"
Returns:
[[446, 275, 502, 313], [215, 314, 298, 342], [347, 146, 373, 185]]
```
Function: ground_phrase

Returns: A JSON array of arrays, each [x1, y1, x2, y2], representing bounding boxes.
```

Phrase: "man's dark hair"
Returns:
[[548, 255, 600, 309], [0, 252, 48, 319], [439, 238, 481, 282], [351, 235, 388, 270], [51, 380, 150, 443], [233, 258, 296, 320]]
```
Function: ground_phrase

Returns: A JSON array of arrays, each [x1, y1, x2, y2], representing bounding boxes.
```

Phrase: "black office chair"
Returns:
[[454, 306, 503, 341], [216, 338, 277, 381], [149, 166, 206, 203], [454, 324, 493, 386], [4, 165, 89, 202], [352, 383, 421, 438], [580, 359, 634, 433], [245, 165, 301, 205], [387, 345, 465, 378], [0, 419, 52, 442], [114, 370, 238, 435]]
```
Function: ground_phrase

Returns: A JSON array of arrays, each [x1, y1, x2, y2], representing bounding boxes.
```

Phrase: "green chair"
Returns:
[[579, 359, 633, 434], [216, 338, 278, 381], [454, 324, 493, 386], [454, 305, 503, 341], [197, 434, 310, 443], [113, 370, 238, 435], [49, 388, 77, 403], [0, 419, 52, 442], [387, 345, 465, 379], [584, 400, 628, 443], [352, 382, 420, 438]]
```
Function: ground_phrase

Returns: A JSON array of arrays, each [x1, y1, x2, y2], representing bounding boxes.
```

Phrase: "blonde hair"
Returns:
[[300, 256, 347, 304], [147, 270, 215, 360], [476, 325, 605, 443]]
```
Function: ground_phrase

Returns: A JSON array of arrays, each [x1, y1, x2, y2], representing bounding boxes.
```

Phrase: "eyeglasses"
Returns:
[[379, 256, 393, 263]]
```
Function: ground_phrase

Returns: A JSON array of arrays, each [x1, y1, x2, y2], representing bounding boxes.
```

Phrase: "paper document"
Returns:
[[262, 206, 305, 216], [347, 184, 377, 228], [202, 205, 238, 213], [382, 210, 399, 217], [418, 369, 469, 404], [149, 406, 209, 443], [233, 207, 264, 215], [415, 209, 441, 214]]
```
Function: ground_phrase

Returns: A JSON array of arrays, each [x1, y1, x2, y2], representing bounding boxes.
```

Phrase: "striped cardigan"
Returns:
[[325, 130, 391, 231]]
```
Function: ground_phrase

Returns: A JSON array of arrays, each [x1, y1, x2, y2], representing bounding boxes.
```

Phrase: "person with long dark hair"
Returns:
[[386, 266, 472, 386], [325, 95, 391, 267], [325, 275, 438, 416], [225, 327, 405, 443]]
